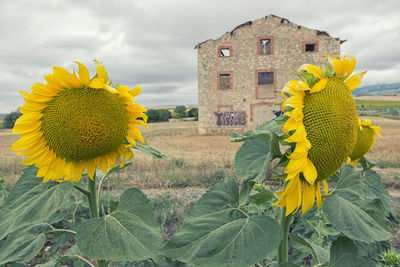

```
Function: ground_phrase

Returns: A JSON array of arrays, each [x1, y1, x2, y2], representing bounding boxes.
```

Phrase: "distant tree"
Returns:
[[188, 108, 198, 120], [146, 109, 171, 123], [173, 105, 187, 119], [158, 109, 171, 121], [3, 110, 22, 129], [146, 109, 159, 123]]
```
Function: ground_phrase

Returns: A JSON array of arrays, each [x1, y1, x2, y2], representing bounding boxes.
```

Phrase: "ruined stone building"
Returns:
[[196, 15, 342, 135]]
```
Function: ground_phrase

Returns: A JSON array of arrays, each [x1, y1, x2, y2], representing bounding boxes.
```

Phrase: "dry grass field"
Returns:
[[1, 117, 399, 192]]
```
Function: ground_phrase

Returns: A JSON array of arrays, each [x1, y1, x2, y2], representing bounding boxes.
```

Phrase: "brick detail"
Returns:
[[217, 104, 234, 111]]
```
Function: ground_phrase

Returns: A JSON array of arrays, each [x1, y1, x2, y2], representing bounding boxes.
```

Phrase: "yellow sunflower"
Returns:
[[12, 60, 147, 183], [348, 119, 381, 164], [274, 55, 366, 216]]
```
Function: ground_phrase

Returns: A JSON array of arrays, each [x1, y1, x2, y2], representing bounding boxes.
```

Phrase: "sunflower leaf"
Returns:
[[235, 135, 272, 182], [329, 236, 375, 267], [322, 189, 393, 243], [289, 234, 329, 265], [75, 188, 163, 262], [134, 142, 167, 159], [0, 224, 51, 265], [161, 177, 282, 267], [337, 164, 396, 220], [0, 166, 73, 240]]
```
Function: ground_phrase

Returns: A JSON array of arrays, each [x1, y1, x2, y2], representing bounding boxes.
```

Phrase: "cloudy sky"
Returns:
[[0, 0, 399, 113]]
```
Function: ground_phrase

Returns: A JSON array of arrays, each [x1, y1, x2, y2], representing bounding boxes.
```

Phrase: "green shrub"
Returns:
[[188, 108, 198, 120], [173, 105, 186, 118], [2, 110, 22, 129], [146, 109, 171, 122]]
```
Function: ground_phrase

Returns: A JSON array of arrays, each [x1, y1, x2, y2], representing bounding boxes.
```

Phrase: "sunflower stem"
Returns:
[[87, 175, 108, 267], [87, 175, 99, 218], [277, 208, 293, 264], [73, 184, 90, 197]]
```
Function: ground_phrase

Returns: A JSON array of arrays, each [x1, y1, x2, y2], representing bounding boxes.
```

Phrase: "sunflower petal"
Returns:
[[345, 71, 367, 91], [74, 61, 91, 86], [94, 60, 108, 83], [302, 183, 316, 214], [298, 64, 323, 79]]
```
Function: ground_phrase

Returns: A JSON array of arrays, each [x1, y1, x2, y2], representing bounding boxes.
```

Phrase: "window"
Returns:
[[257, 36, 273, 55], [260, 39, 271, 54], [256, 70, 275, 98], [303, 41, 318, 53], [218, 71, 232, 89], [218, 46, 232, 57], [305, 43, 315, 52]]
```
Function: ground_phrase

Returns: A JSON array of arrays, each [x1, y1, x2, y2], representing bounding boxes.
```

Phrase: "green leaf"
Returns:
[[336, 164, 362, 189], [358, 156, 376, 170], [134, 142, 167, 158], [277, 263, 301, 267], [107, 161, 134, 174], [230, 131, 253, 143], [329, 236, 357, 263], [76, 188, 163, 262], [162, 177, 282, 267], [289, 234, 329, 265], [239, 180, 255, 206], [250, 190, 276, 205], [337, 165, 396, 220], [329, 237, 375, 267], [231, 121, 282, 158], [0, 166, 73, 239], [330, 255, 375, 267], [322, 190, 393, 243], [0, 224, 51, 265], [3, 165, 41, 206], [235, 136, 272, 182]]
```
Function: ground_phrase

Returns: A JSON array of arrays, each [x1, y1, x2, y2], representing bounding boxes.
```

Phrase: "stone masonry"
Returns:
[[196, 15, 341, 135]]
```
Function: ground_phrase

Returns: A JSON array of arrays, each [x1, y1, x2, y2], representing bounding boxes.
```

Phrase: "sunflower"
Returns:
[[274, 55, 366, 216], [12, 60, 147, 183], [348, 119, 381, 164]]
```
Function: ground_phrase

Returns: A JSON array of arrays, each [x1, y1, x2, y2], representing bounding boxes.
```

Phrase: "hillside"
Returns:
[[353, 82, 400, 96]]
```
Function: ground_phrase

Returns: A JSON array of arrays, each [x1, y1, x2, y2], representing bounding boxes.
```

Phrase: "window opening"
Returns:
[[219, 48, 231, 57], [257, 71, 274, 98], [219, 73, 231, 89], [260, 39, 271, 55], [305, 43, 316, 52]]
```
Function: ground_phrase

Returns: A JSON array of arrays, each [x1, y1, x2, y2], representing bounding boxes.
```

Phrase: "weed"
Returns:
[[152, 193, 189, 241], [377, 160, 400, 169], [380, 249, 400, 266]]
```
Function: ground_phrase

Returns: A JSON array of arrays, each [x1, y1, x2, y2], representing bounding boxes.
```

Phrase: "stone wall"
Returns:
[[197, 15, 340, 135]]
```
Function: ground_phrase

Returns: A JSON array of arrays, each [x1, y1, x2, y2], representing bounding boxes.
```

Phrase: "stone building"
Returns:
[[196, 15, 342, 135]]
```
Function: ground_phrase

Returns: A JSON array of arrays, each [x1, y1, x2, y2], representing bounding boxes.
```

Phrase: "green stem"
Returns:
[[45, 229, 77, 235], [73, 184, 90, 197], [277, 208, 293, 264], [96, 172, 110, 209], [87, 175, 99, 218], [87, 174, 108, 267]]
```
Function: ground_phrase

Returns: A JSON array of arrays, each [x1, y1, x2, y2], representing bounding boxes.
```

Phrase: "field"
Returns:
[[1, 118, 400, 192], [355, 97, 400, 120], [1, 117, 400, 262]]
